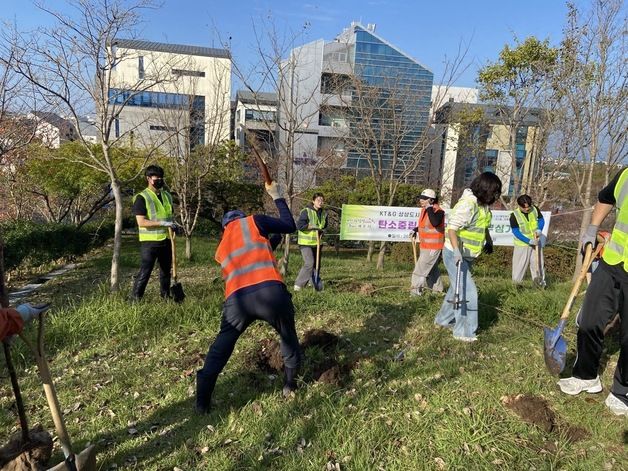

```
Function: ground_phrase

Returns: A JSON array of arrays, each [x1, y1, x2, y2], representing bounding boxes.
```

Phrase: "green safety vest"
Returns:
[[446, 196, 492, 258], [602, 168, 628, 272], [512, 206, 539, 247], [133, 188, 173, 242], [297, 207, 327, 246]]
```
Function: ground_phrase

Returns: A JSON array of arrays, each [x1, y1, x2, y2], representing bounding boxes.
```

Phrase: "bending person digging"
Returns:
[[196, 181, 301, 414]]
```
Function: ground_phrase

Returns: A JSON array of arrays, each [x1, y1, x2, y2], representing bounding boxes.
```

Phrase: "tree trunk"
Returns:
[[0, 233, 8, 308], [376, 241, 386, 270], [185, 235, 192, 261], [109, 178, 124, 292], [366, 241, 374, 262]]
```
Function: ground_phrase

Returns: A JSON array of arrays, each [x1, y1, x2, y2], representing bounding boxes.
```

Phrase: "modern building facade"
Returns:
[[433, 101, 542, 206], [234, 90, 277, 154], [278, 22, 434, 190], [107, 39, 231, 155]]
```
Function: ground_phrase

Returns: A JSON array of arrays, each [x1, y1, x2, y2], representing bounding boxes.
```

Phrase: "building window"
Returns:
[[172, 68, 205, 78], [149, 125, 176, 131], [138, 56, 144, 79], [108, 88, 203, 109], [321, 73, 351, 94], [319, 106, 347, 127], [245, 109, 276, 122]]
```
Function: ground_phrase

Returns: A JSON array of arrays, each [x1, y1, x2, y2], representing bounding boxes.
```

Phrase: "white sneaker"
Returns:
[[293, 285, 302, 292], [605, 393, 628, 416], [557, 376, 602, 395], [453, 335, 477, 343]]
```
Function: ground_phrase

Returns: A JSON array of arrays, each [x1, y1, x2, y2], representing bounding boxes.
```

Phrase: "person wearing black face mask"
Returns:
[[131, 165, 178, 301]]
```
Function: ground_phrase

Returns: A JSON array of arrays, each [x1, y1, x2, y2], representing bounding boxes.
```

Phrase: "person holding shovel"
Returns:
[[1, 304, 50, 340], [196, 181, 301, 414], [509, 195, 545, 285], [409, 189, 445, 296], [434, 172, 502, 342], [294, 193, 327, 291], [557, 168, 628, 416], [130, 165, 179, 302]]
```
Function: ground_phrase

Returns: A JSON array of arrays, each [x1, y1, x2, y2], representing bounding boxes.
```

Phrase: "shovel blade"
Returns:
[[171, 282, 185, 304], [47, 445, 97, 471], [543, 326, 567, 375], [311, 272, 323, 291]]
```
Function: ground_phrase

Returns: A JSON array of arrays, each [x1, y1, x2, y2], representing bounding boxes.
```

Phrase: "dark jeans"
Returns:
[[131, 240, 172, 300], [573, 260, 627, 402], [200, 283, 301, 380]]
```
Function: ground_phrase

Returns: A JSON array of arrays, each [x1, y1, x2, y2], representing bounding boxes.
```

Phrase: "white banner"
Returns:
[[339, 204, 551, 245]]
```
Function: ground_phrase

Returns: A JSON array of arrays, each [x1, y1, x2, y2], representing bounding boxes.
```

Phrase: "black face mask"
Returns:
[[153, 179, 164, 189]]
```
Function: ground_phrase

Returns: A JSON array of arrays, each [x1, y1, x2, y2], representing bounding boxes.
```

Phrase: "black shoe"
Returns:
[[283, 367, 298, 398], [196, 370, 216, 414]]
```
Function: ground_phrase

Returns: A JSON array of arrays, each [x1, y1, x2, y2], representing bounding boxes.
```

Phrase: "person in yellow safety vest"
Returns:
[[130, 165, 179, 302], [558, 167, 628, 416], [294, 193, 328, 291], [434, 172, 502, 342], [510, 194, 546, 285]]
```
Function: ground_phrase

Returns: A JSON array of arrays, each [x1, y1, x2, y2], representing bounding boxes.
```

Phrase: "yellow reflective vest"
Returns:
[[512, 206, 539, 247], [133, 188, 173, 242], [297, 207, 327, 246], [446, 195, 492, 258], [602, 168, 628, 272]]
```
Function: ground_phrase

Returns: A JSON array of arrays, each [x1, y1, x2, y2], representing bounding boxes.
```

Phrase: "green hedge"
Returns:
[[1, 221, 115, 271]]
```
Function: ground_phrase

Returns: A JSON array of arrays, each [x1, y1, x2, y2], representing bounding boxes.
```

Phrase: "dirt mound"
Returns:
[[501, 394, 589, 442], [255, 338, 284, 373], [0, 425, 53, 470], [301, 329, 339, 350]]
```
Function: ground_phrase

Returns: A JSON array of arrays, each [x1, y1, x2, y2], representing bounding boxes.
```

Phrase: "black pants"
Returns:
[[131, 240, 172, 300], [573, 260, 627, 402], [200, 283, 301, 380]]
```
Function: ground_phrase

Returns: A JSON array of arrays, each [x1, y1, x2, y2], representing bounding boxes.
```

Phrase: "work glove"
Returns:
[[453, 248, 463, 265], [265, 181, 282, 200], [409, 231, 416, 239], [16, 303, 51, 323], [580, 224, 598, 253], [528, 238, 538, 247], [483, 240, 494, 254], [160, 221, 176, 228]]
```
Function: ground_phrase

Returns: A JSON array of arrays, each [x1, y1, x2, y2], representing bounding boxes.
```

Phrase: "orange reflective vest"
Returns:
[[215, 216, 283, 299], [418, 204, 445, 250]]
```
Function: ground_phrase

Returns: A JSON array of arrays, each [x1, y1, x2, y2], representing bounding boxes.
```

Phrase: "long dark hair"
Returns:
[[470, 172, 502, 205]]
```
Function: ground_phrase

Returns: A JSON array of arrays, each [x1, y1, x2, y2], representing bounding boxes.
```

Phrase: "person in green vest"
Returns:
[[130, 165, 178, 301], [510, 195, 546, 284], [434, 172, 502, 342], [294, 193, 327, 291], [557, 167, 628, 416]]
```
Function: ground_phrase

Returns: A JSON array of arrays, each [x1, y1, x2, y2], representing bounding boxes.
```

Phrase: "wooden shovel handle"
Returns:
[[169, 227, 177, 281], [410, 235, 417, 264], [559, 235, 606, 320], [250, 143, 272, 185]]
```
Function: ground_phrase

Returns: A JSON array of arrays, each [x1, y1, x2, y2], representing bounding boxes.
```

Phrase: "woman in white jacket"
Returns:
[[434, 172, 502, 342]]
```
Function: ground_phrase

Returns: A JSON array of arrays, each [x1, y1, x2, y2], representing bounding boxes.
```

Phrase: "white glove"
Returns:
[[453, 249, 463, 265], [160, 221, 176, 228], [529, 238, 538, 247], [265, 181, 282, 200], [16, 303, 51, 323]]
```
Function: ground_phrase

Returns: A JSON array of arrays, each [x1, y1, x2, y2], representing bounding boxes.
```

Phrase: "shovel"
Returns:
[[312, 231, 323, 291], [534, 233, 546, 288], [20, 309, 97, 470], [447, 259, 468, 310], [543, 239, 605, 375], [168, 227, 185, 304], [410, 234, 418, 264]]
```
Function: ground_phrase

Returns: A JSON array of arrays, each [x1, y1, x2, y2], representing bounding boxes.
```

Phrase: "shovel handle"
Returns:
[[250, 141, 272, 185], [410, 234, 417, 264], [169, 227, 178, 281], [315, 231, 321, 272], [558, 236, 605, 321]]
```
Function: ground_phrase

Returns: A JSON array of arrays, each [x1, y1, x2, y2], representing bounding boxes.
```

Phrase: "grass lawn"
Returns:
[[1, 236, 626, 470]]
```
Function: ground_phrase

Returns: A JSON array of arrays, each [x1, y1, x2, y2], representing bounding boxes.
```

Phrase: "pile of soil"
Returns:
[[0, 425, 53, 470], [254, 338, 284, 373], [340, 282, 376, 295], [501, 394, 589, 442], [301, 329, 339, 350]]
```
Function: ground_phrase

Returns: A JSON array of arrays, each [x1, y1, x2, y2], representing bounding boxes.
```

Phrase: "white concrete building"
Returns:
[[108, 39, 231, 154]]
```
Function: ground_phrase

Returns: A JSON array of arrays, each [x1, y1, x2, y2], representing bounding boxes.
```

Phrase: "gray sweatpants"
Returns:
[[295, 246, 319, 288], [410, 248, 443, 295], [512, 245, 544, 284]]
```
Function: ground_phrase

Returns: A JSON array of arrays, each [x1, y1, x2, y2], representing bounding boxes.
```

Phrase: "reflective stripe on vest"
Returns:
[[512, 206, 539, 247], [446, 197, 492, 258], [602, 168, 628, 271], [297, 207, 327, 246], [133, 189, 173, 242], [418, 204, 445, 250], [215, 216, 283, 298]]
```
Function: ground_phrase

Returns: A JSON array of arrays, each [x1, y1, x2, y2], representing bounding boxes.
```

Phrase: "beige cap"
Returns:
[[420, 188, 437, 199]]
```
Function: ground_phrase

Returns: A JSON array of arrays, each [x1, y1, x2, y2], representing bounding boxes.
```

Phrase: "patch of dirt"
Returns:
[[501, 394, 589, 443], [339, 281, 376, 295], [301, 329, 339, 350], [0, 425, 53, 470], [253, 338, 284, 373]]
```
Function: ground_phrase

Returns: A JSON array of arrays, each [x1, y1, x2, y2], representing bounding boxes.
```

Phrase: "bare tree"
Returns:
[[5, 0, 187, 291]]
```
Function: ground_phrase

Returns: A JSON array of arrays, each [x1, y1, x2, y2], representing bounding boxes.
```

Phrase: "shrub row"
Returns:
[[1, 220, 115, 271]]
